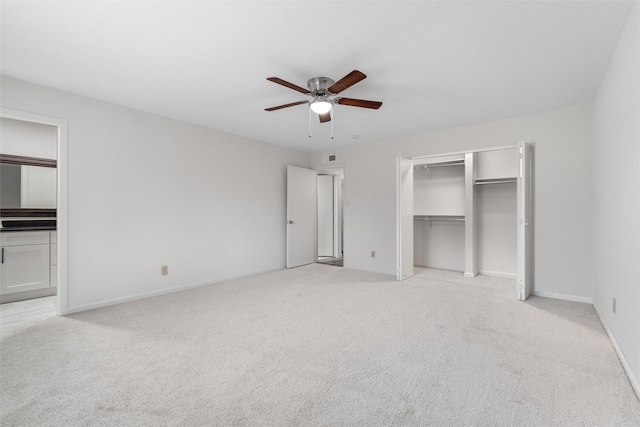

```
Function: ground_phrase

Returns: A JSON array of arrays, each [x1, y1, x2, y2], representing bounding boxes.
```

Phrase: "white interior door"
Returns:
[[517, 142, 533, 300], [397, 157, 414, 280], [287, 165, 317, 268]]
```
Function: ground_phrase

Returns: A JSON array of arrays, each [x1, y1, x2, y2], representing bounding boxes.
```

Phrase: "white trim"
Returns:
[[396, 157, 402, 280], [478, 270, 516, 279], [593, 302, 640, 400], [532, 290, 593, 304], [464, 271, 478, 278], [65, 267, 284, 314], [1, 108, 68, 315]]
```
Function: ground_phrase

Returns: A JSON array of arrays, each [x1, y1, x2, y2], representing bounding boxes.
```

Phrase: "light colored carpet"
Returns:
[[1, 265, 639, 426]]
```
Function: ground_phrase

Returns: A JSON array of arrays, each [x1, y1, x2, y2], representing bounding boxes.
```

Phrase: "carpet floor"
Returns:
[[1, 265, 639, 426]]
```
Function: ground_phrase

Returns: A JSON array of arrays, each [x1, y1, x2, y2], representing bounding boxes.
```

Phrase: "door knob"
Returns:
[[287, 220, 294, 224]]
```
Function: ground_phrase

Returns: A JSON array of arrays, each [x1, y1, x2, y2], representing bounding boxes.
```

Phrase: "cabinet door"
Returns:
[[1, 244, 51, 294]]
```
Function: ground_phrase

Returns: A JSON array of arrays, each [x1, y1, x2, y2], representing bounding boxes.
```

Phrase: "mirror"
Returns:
[[0, 154, 57, 217]]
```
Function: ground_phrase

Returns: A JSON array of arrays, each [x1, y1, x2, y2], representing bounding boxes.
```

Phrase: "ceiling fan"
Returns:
[[265, 70, 382, 124]]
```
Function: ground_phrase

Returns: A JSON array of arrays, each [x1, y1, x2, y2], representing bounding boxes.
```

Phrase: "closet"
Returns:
[[412, 147, 519, 278], [474, 149, 518, 277], [413, 155, 466, 272]]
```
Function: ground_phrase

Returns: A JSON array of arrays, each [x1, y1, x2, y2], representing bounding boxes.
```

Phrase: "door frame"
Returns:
[[517, 141, 533, 300], [1, 108, 68, 315], [396, 157, 414, 280], [397, 142, 534, 299], [315, 165, 344, 263]]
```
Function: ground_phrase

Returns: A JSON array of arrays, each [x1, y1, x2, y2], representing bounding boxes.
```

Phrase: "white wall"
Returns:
[[0, 117, 57, 159], [310, 104, 593, 300], [0, 76, 309, 312], [413, 165, 465, 216], [592, 3, 639, 393], [414, 220, 465, 271]]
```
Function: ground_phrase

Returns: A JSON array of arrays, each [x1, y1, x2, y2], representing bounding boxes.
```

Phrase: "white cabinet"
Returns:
[[1, 231, 51, 295]]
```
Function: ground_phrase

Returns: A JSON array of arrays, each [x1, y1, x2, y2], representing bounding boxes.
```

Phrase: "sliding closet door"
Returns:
[[287, 165, 316, 269], [517, 142, 533, 300], [397, 157, 414, 280]]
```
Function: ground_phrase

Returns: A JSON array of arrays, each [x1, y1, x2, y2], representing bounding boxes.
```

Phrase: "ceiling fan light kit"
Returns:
[[265, 70, 383, 139], [309, 99, 332, 114]]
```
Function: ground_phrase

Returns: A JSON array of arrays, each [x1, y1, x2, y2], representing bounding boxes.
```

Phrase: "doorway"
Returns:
[[0, 108, 68, 315], [285, 165, 344, 269], [316, 167, 343, 267]]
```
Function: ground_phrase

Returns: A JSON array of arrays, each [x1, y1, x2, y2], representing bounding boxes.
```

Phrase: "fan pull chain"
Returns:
[[308, 106, 312, 138], [331, 106, 334, 140]]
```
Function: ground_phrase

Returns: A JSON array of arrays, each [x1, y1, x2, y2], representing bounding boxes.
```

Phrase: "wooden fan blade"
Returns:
[[267, 77, 310, 95], [265, 100, 308, 111], [335, 97, 382, 109], [319, 112, 331, 123], [327, 70, 366, 94]]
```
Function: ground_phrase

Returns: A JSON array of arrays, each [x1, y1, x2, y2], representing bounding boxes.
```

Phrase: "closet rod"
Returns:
[[474, 178, 517, 185], [414, 161, 465, 169], [414, 216, 465, 222]]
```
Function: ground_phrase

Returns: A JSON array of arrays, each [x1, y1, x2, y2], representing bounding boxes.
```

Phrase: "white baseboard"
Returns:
[[65, 266, 284, 314], [532, 290, 593, 304], [477, 270, 516, 279], [464, 271, 478, 278], [593, 302, 640, 400]]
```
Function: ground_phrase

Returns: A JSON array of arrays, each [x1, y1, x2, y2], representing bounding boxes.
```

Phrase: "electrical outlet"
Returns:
[[613, 297, 616, 314], [161, 265, 168, 276], [371, 250, 376, 258]]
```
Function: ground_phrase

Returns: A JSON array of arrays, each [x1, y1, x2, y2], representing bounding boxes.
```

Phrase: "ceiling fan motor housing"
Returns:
[[307, 77, 335, 97]]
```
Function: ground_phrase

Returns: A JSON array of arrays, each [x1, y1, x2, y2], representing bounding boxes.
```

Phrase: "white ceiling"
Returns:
[[0, 1, 634, 152]]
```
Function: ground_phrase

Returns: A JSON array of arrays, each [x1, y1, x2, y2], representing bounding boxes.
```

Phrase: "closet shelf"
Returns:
[[474, 177, 517, 185]]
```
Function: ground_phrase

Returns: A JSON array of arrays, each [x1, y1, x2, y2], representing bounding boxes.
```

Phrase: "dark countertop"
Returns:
[[1, 220, 57, 232], [1, 226, 56, 232]]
